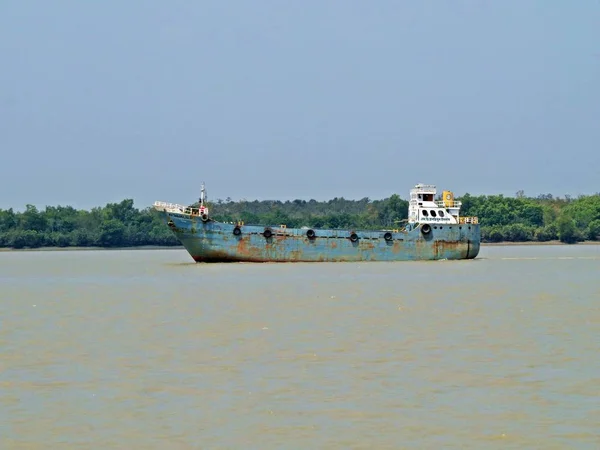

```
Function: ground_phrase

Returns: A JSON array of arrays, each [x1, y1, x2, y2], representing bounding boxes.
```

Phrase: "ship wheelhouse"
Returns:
[[407, 183, 469, 225]]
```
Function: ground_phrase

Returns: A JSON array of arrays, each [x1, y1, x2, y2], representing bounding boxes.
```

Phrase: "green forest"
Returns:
[[1, 191, 599, 249]]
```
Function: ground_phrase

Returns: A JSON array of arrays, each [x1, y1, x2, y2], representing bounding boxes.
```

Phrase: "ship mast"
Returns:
[[200, 182, 206, 207]]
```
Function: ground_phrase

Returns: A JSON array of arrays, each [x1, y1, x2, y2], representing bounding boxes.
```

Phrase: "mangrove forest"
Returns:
[[1, 191, 599, 249]]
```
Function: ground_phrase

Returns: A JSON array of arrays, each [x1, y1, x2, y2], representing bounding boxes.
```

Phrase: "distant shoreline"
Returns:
[[1, 241, 599, 252], [483, 240, 600, 246], [0, 245, 183, 252]]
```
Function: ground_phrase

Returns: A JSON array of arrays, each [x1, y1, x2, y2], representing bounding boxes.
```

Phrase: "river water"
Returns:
[[1, 245, 599, 449]]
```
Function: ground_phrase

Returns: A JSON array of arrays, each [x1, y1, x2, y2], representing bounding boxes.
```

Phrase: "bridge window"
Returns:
[[422, 210, 429, 217], [430, 210, 437, 217], [439, 210, 445, 217]]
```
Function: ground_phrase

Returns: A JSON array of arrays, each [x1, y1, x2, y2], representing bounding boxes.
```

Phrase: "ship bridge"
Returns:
[[408, 183, 477, 225]]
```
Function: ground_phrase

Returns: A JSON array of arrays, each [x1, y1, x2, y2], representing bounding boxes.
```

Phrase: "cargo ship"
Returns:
[[153, 183, 480, 262]]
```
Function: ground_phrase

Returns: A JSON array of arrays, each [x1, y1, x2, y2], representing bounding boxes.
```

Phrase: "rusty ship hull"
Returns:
[[160, 212, 480, 263]]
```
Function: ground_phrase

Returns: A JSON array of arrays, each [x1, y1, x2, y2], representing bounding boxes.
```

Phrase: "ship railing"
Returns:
[[412, 186, 437, 194], [458, 216, 479, 224], [153, 201, 188, 212], [153, 201, 209, 216], [435, 200, 462, 208]]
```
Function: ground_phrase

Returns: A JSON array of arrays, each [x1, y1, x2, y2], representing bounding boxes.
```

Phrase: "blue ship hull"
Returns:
[[160, 212, 480, 263]]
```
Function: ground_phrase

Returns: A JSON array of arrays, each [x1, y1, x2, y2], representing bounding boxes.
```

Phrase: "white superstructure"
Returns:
[[408, 183, 477, 225]]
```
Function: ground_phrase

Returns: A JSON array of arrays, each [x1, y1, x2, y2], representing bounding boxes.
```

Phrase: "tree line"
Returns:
[[0, 192, 599, 249], [0, 200, 177, 249]]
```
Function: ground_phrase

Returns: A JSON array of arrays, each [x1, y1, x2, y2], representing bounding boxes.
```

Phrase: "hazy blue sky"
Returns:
[[1, 1, 599, 210]]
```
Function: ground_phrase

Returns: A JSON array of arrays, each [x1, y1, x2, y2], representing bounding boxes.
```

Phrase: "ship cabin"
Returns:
[[408, 183, 477, 226]]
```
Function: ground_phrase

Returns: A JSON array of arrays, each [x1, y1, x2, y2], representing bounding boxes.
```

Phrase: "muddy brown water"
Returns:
[[1, 245, 599, 449]]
